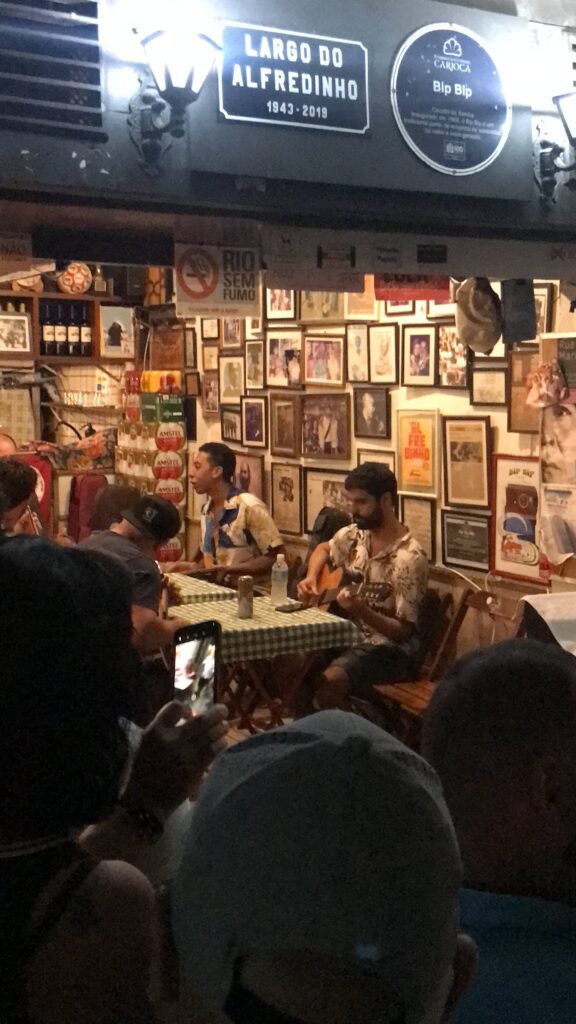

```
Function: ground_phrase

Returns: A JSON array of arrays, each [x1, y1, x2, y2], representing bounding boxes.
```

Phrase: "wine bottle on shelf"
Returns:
[[80, 304, 92, 357], [67, 304, 81, 357], [40, 301, 55, 357], [54, 304, 68, 356]]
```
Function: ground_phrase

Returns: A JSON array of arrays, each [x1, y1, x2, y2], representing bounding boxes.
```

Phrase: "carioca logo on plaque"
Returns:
[[390, 23, 512, 176]]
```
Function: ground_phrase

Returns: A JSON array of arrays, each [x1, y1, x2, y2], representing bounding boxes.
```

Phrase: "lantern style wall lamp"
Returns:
[[128, 23, 220, 174], [534, 92, 576, 207]]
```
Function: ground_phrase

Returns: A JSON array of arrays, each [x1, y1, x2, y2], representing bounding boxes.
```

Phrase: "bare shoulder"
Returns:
[[71, 858, 155, 926]]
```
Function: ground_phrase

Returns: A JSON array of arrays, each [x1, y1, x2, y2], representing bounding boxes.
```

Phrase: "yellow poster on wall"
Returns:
[[397, 410, 438, 496]]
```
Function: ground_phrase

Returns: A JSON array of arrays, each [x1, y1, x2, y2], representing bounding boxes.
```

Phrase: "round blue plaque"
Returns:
[[391, 23, 511, 176]]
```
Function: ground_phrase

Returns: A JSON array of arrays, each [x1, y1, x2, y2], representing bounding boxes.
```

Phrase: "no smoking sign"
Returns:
[[175, 243, 261, 317], [176, 246, 219, 300]]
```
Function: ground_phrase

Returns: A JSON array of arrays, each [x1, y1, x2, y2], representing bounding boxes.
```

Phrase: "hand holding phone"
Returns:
[[174, 620, 221, 715]]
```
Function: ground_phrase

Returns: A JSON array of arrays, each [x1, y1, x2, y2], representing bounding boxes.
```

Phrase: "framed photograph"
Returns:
[[271, 463, 303, 536], [299, 291, 344, 322], [200, 370, 219, 415], [301, 393, 351, 460], [270, 393, 301, 458], [266, 288, 296, 320], [266, 329, 303, 388], [400, 496, 436, 562], [534, 281, 554, 336], [507, 348, 541, 434], [470, 365, 507, 407], [346, 325, 369, 382], [426, 299, 456, 320], [184, 323, 197, 368], [241, 395, 267, 449], [221, 318, 244, 350], [304, 468, 350, 533], [437, 322, 469, 388], [220, 405, 242, 445], [235, 452, 265, 501], [441, 509, 491, 572], [353, 387, 391, 440], [397, 409, 438, 496], [149, 322, 183, 369], [385, 299, 415, 317], [344, 276, 377, 320], [0, 312, 32, 358], [357, 449, 396, 475], [219, 355, 244, 405], [100, 305, 134, 359], [185, 370, 200, 396], [245, 339, 265, 390], [202, 344, 218, 371], [442, 416, 491, 510], [201, 318, 220, 341], [245, 316, 263, 340], [402, 325, 436, 387], [491, 454, 542, 583], [304, 335, 345, 387], [369, 324, 398, 385]]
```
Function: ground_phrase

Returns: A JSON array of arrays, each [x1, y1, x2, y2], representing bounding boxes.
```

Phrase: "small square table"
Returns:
[[167, 572, 236, 605]]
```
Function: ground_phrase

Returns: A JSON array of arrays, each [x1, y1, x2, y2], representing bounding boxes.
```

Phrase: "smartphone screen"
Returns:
[[174, 622, 220, 716]]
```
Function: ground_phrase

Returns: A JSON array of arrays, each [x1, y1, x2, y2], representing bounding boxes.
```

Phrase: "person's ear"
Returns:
[[441, 934, 477, 1022]]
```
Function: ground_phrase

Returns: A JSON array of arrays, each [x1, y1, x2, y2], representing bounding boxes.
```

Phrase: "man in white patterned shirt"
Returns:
[[298, 463, 428, 709]]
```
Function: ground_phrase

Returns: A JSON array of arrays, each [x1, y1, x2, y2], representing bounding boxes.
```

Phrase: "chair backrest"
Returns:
[[413, 589, 454, 679], [428, 587, 521, 681]]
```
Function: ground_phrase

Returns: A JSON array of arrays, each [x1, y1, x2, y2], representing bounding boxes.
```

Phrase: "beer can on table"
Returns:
[[237, 575, 254, 619]]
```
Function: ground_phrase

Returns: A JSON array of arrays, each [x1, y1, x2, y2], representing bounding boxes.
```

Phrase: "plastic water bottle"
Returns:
[[270, 553, 289, 607]]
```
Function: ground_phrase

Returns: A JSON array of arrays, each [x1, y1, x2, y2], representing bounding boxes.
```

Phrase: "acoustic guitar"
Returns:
[[312, 564, 390, 613]]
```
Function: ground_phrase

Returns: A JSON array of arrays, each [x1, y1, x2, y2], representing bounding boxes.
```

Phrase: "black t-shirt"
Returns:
[[79, 530, 161, 611]]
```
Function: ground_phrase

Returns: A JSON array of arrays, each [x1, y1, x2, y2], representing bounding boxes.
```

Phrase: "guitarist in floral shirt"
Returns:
[[298, 463, 428, 709]]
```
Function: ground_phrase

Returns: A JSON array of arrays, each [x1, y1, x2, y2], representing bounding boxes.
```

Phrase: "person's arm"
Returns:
[[131, 605, 188, 652], [219, 549, 283, 580], [80, 702, 227, 878], [336, 589, 414, 644], [297, 541, 331, 601]]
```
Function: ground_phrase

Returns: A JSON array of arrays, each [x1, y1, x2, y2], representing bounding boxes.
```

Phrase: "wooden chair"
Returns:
[[364, 587, 521, 748]]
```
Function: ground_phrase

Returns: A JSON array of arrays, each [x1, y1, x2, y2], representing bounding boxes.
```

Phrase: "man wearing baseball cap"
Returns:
[[172, 711, 477, 1024], [80, 494, 187, 651]]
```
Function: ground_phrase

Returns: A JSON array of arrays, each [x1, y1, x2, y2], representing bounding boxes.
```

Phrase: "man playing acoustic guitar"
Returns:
[[297, 463, 428, 709]]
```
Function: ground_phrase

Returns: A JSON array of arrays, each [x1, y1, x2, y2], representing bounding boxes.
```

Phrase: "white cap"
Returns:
[[172, 711, 462, 1013]]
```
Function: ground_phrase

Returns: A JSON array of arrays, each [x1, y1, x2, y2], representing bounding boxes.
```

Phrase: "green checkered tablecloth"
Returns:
[[169, 597, 360, 663], [168, 573, 236, 605]]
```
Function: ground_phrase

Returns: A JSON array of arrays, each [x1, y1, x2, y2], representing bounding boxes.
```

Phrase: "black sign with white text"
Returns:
[[219, 22, 369, 134]]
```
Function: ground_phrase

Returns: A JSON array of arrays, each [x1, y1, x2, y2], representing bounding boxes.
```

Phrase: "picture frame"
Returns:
[[270, 393, 301, 459], [507, 348, 541, 434], [266, 329, 303, 388], [245, 316, 263, 340], [353, 387, 391, 440], [384, 299, 415, 317], [184, 322, 197, 368], [344, 276, 377, 320], [200, 369, 219, 415], [245, 339, 265, 389], [299, 291, 344, 323], [400, 496, 436, 562], [201, 318, 220, 341], [304, 468, 350, 533], [304, 335, 345, 387], [426, 299, 456, 320], [100, 305, 134, 359], [470, 364, 507, 407], [401, 324, 436, 387], [491, 454, 542, 583], [234, 452, 265, 501], [220, 405, 242, 445], [266, 288, 296, 320], [0, 311, 33, 358], [357, 449, 396, 475], [441, 509, 491, 572], [442, 416, 492, 510], [219, 354, 244, 405], [436, 322, 469, 389], [202, 345, 218, 371], [271, 462, 303, 536], [185, 370, 200, 396], [369, 324, 398, 385], [534, 281, 554, 336], [221, 318, 244, 350], [241, 394, 268, 449], [397, 409, 438, 497], [346, 324, 369, 383], [301, 393, 351, 460], [148, 322, 183, 369]]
